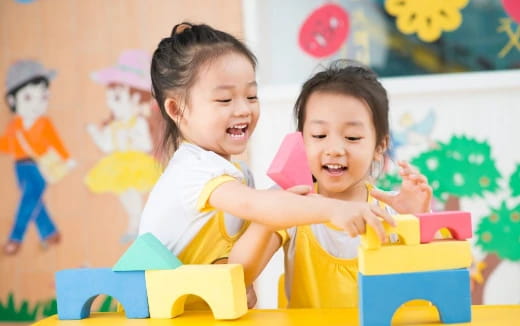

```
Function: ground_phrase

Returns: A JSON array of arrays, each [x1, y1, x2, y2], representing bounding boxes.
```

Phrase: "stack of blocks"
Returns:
[[55, 233, 248, 320], [358, 211, 473, 326]]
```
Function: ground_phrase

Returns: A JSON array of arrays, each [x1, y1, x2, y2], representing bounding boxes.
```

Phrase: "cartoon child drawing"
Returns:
[[0, 60, 73, 255], [85, 49, 161, 243]]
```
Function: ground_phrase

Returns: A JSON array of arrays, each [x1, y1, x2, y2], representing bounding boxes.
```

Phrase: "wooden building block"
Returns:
[[267, 132, 314, 191], [113, 232, 182, 271], [55, 268, 148, 319], [360, 214, 420, 250], [145, 264, 247, 320], [358, 240, 472, 275], [417, 211, 472, 243], [359, 269, 471, 325]]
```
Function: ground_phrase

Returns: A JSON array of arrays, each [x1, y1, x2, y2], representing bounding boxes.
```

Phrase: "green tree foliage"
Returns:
[[412, 135, 501, 201], [476, 201, 520, 262], [509, 164, 520, 197]]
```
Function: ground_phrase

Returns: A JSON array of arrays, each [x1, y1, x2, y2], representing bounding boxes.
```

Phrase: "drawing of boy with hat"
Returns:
[[0, 60, 73, 255]]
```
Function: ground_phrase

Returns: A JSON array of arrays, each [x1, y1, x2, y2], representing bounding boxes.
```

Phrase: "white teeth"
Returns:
[[325, 164, 344, 169], [231, 124, 247, 129]]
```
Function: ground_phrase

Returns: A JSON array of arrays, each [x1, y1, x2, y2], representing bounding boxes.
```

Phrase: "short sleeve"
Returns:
[[181, 148, 245, 216]]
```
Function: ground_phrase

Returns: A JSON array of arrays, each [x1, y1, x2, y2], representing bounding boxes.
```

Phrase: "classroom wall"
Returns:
[[0, 0, 243, 322]]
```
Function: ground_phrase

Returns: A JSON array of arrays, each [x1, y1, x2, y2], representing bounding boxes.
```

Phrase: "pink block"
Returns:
[[416, 211, 472, 243], [267, 132, 314, 191]]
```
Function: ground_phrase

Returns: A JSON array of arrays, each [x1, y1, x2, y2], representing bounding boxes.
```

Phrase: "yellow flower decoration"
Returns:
[[385, 0, 469, 42]]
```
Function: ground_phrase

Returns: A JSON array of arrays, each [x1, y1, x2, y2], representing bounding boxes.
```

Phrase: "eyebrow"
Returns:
[[309, 120, 364, 127], [213, 81, 257, 91]]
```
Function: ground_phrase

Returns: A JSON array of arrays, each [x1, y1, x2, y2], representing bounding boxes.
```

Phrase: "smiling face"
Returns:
[[302, 91, 384, 201], [173, 52, 259, 160], [13, 81, 49, 121]]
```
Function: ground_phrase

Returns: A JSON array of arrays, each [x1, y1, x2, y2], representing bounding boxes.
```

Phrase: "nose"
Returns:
[[233, 99, 253, 117], [325, 138, 346, 157]]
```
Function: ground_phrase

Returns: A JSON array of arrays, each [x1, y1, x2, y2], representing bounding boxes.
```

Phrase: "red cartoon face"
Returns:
[[298, 4, 350, 58]]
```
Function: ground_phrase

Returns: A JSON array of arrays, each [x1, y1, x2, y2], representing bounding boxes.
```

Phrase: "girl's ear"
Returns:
[[164, 97, 181, 121], [374, 135, 389, 161]]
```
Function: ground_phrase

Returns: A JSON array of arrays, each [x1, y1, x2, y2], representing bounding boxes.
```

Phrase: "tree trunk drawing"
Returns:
[[472, 253, 501, 304]]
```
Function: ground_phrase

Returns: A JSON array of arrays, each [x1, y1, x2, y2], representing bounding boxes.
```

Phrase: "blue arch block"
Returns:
[[359, 269, 471, 326], [55, 268, 149, 319]]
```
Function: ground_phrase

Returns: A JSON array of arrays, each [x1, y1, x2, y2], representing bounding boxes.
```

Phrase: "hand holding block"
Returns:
[[360, 214, 420, 250], [267, 132, 313, 191], [416, 211, 472, 243]]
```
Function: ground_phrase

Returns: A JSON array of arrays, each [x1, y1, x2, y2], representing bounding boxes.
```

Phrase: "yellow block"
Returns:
[[145, 264, 247, 320], [360, 214, 420, 250], [358, 240, 472, 275]]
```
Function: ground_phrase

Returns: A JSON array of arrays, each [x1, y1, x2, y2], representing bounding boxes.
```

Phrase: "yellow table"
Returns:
[[33, 305, 520, 326]]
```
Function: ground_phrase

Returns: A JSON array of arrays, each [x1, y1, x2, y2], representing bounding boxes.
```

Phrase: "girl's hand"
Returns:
[[285, 185, 313, 196], [246, 285, 257, 309], [371, 160, 432, 214], [330, 201, 395, 242]]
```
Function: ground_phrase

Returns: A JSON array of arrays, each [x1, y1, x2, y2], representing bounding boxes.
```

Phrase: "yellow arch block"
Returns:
[[145, 264, 247, 320], [358, 240, 472, 275], [360, 214, 420, 250]]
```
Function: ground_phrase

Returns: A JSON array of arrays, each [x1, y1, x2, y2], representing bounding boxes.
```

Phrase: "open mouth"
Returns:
[[226, 123, 248, 139], [322, 164, 347, 175]]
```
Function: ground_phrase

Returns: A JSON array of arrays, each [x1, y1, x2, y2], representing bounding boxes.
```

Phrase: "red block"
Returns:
[[416, 211, 472, 243], [267, 132, 313, 191]]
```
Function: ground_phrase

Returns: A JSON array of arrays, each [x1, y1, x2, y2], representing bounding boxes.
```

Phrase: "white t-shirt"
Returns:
[[138, 142, 254, 255]]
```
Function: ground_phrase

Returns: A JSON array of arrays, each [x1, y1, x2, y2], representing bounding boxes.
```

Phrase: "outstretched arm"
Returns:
[[209, 181, 395, 241]]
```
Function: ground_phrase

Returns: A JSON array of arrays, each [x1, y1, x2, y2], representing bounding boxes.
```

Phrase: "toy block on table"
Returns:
[[358, 240, 472, 275], [359, 268, 471, 325], [417, 211, 472, 243], [113, 232, 182, 271], [145, 264, 247, 320], [55, 268, 148, 320], [360, 214, 419, 250], [267, 132, 314, 191]]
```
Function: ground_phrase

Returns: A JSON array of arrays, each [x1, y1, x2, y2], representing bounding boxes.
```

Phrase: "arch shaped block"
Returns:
[[267, 132, 314, 191], [145, 264, 247, 320], [55, 268, 148, 319], [417, 211, 472, 243], [358, 269, 471, 326], [360, 214, 419, 250]]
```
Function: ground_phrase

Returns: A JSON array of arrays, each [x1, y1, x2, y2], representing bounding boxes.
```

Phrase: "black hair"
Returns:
[[5, 76, 49, 113], [294, 59, 389, 149], [150, 22, 257, 159]]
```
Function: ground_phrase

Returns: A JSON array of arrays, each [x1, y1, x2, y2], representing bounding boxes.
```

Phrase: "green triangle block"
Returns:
[[113, 233, 183, 271]]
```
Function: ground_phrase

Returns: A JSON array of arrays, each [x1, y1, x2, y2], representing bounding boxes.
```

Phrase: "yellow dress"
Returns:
[[85, 116, 161, 194]]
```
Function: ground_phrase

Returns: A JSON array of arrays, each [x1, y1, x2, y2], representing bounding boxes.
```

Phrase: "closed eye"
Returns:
[[247, 96, 258, 101], [216, 99, 232, 103], [312, 135, 326, 139], [346, 137, 362, 141]]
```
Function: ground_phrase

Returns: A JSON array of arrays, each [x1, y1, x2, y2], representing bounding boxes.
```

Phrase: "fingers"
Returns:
[[370, 188, 393, 205], [371, 204, 395, 227], [364, 212, 386, 243]]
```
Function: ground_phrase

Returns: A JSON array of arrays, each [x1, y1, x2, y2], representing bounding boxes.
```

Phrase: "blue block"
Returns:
[[55, 268, 149, 319], [359, 269, 471, 326]]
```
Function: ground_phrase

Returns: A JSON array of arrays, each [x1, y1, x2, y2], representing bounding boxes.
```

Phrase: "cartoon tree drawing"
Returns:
[[473, 200, 520, 304], [411, 135, 501, 210], [509, 163, 520, 197]]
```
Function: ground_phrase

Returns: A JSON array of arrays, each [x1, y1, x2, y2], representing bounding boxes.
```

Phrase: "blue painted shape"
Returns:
[[359, 269, 471, 326], [55, 268, 149, 319]]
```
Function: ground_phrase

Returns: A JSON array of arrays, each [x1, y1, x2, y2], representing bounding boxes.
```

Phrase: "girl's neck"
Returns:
[[317, 178, 370, 202]]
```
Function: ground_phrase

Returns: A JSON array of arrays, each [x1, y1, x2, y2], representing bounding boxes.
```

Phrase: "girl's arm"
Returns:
[[86, 123, 113, 153], [228, 223, 282, 286], [209, 181, 394, 241]]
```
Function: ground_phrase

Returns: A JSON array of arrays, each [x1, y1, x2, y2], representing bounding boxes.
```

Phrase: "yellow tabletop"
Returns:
[[33, 305, 520, 326]]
